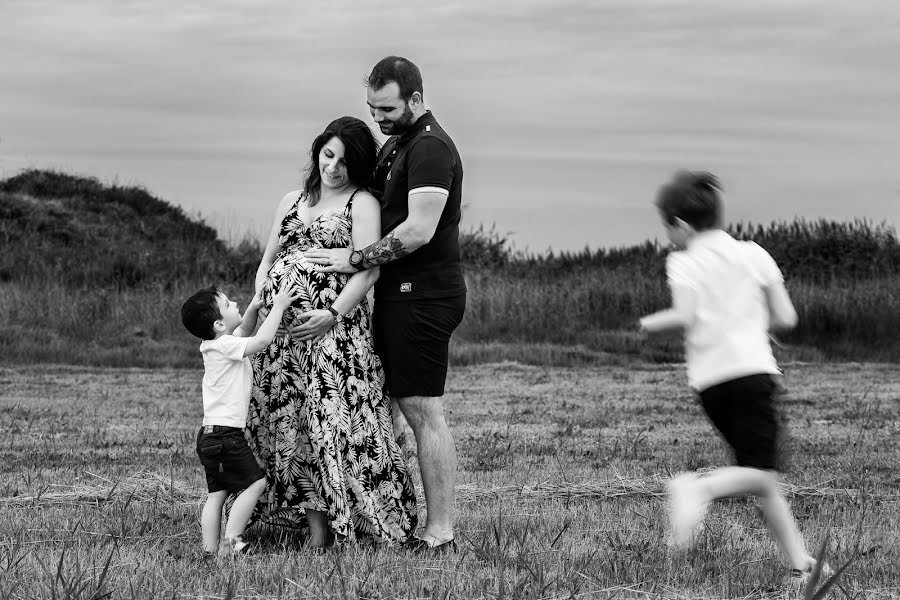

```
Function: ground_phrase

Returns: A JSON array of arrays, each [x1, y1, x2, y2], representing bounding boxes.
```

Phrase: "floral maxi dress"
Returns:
[[247, 191, 417, 544]]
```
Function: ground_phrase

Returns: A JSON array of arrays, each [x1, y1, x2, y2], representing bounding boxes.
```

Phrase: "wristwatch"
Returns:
[[349, 249, 364, 271], [327, 306, 341, 321]]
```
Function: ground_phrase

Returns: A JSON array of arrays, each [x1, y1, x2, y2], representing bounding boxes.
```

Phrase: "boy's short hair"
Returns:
[[181, 286, 222, 340], [655, 171, 723, 231]]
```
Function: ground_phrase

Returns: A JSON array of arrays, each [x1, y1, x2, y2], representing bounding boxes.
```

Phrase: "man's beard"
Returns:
[[379, 104, 414, 135]]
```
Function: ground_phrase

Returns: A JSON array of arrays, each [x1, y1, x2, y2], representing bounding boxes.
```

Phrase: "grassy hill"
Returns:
[[0, 170, 256, 287], [2, 169, 899, 366]]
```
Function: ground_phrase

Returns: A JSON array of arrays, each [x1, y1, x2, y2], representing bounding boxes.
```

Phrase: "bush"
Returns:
[[2, 169, 899, 365], [728, 219, 900, 282], [0, 170, 235, 288], [459, 224, 511, 269]]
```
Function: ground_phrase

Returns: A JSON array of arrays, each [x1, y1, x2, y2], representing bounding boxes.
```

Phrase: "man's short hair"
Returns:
[[181, 286, 221, 340], [655, 171, 723, 231], [365, 56, 423, 102]]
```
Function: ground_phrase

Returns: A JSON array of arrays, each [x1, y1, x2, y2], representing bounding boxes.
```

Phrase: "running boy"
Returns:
[[181, 281, 298, 555], [639, 171, 823, 584]]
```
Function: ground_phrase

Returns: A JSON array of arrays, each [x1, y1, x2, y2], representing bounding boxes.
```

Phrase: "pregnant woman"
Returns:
[[248, 116, 416, 548]]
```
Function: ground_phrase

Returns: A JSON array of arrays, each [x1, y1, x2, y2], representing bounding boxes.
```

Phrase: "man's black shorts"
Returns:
[[373, 294, 466, 398], [195, 426, 265, 494], [699, 373, 781, 470]]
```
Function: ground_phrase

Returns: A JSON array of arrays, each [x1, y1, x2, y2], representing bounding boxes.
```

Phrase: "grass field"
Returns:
[[1, 362, 898, 599]]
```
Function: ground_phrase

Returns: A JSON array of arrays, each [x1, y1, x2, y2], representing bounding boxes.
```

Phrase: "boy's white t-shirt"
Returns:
[[199, 334, 252, 428], [666, 229, 783, 392]]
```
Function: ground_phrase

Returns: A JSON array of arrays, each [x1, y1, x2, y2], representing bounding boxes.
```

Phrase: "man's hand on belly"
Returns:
[[304, 247, 354, 273]]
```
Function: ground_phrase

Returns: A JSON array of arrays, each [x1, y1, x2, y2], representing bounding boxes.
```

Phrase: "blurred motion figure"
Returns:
[[639, 171, 828, 587]]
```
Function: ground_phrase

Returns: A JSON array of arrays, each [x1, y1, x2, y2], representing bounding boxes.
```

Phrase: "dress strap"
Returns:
[[344, 188, 362, 215], [287, 190, 305, 217], [279, 190, 305, 236]]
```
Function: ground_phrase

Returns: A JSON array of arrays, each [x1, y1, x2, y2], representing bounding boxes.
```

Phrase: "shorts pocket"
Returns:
[[220, 432, 246, 451], [197, 440, 223, 459]]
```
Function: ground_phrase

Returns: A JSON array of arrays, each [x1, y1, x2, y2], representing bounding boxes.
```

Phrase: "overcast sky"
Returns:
[[2, 0, 899, 252]]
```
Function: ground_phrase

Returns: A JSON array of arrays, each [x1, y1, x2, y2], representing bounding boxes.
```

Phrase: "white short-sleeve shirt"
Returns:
[[199, 334, 252, 428], [666, 229, 783, 391]]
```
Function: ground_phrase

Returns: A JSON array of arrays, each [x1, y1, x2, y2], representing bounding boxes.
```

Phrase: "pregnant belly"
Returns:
[[268, 249, 318, 281], [263, 248, 348, 321], [264, 253, 318, 313]]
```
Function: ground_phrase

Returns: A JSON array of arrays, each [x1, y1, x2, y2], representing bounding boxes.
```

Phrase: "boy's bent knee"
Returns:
[[754, 469, 782, 497]]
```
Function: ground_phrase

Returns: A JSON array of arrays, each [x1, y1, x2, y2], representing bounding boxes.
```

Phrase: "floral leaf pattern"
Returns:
[[246, 193, 417, 544]]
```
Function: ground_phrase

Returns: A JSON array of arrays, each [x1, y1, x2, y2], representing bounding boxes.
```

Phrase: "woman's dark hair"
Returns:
[[181, 285, 222, 340], [655, 171, 723, 231], [303, 116, 379, 207], [364, 56, 423, 102]]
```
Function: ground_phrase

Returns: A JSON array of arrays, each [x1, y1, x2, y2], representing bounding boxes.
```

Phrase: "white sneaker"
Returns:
[[666, 473, 708, 549], [222, 535, 251, 556], [790, 557, 834, 591]]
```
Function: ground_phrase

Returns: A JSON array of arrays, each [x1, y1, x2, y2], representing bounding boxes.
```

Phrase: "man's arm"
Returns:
[[306, 132, 456, 273], [357, 189, 446, 268], [303, 189, 447, 273]]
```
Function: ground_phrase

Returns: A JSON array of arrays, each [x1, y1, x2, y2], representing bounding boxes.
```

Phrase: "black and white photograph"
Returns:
[[1, 1, 898, 597]]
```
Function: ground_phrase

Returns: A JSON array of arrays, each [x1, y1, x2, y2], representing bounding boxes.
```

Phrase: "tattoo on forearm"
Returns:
[[361, 231, 408, 268]]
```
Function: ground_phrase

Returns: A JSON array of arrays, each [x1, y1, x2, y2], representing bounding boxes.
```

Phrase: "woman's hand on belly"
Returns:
[[286, 309, 336, 343]]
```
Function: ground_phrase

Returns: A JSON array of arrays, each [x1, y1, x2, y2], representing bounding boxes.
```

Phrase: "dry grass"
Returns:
[[0, 470, 196, 507], [1, 471, 876, 509], [1, 362, 898, 598]]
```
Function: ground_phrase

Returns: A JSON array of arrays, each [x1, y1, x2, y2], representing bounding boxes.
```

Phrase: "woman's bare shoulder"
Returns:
[[351, 190, 379, 211], [281, 189, 302, 204], [275, 189, 303, 214]]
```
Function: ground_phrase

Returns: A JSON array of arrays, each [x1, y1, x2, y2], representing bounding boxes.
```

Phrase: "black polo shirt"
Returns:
[[372, 111, 466, 301]]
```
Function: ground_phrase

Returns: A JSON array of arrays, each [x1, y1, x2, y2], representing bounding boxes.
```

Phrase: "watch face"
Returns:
[[351, 250, 362, 266]]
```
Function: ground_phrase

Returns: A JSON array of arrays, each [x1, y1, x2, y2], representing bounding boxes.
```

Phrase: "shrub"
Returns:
[[2, 169, 899, 365], [459, 224, 511, 269], [728, 219, 900, 282], [0, 170, 233, 288]]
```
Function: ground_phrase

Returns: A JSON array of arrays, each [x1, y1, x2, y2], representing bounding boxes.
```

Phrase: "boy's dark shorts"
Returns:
[[196, 426, 265, 494], [373, 294, 466, 399], [699, 374, 780, 470]]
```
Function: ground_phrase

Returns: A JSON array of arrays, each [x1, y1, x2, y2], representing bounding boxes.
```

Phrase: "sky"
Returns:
[[2, 0, 899, 252]]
